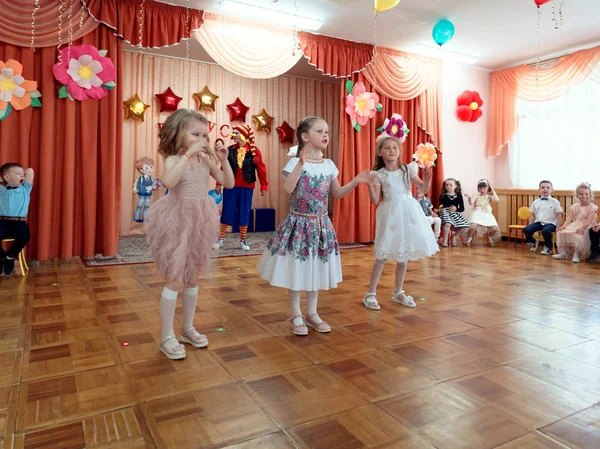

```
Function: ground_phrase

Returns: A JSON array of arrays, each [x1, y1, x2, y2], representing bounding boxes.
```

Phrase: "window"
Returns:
[[509, 75, 600, 190]]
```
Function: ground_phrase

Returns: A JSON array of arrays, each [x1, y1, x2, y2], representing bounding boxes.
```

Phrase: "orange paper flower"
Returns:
[[0, 59, 41, 120], [414, 143, 437, 168]]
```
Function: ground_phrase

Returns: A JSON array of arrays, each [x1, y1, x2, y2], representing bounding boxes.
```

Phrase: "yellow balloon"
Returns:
[[469, 101, 479, 111], [374, 0, 401, 12]]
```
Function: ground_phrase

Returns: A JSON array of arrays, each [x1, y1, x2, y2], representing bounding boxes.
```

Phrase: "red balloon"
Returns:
[[276, 121, 295, 144], [472, 91, 483, 107], [457, 105, 473, 122], [155, 87, 182, 113], [469, 108, 483, 122], [226, 97, 250, 122], [534, 0, 551, 6]]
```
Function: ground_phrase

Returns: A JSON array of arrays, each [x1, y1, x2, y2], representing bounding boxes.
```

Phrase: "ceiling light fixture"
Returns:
[[411, 43, 478, 65], [220, 0, 322, 31]]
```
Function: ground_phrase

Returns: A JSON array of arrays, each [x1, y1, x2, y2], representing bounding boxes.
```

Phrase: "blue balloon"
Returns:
[[432, 19, 455, 46], [208, 189, 223, 205]]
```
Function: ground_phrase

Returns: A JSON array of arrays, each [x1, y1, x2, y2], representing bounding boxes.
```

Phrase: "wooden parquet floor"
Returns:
[[2, 244, 600, 449]]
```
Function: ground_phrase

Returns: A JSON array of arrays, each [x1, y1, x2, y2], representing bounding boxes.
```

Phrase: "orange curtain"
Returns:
[[363, 47, 442, 147], [297, 32, 373, 78], [85, 0, 203, 47], [487, 45, 600, 158], [0, 26, 123, 260], [332, 73, 444, 243], [0, 0, 98, 47]]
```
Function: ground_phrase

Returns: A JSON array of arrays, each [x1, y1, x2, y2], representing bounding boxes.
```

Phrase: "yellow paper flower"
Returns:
[[414, 143, 437, 168]]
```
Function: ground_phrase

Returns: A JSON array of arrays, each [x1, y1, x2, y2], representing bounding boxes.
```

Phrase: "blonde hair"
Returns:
[[158, 109, 215, 161], [575, 182, 594, 201], [372, 136, 409, 188]]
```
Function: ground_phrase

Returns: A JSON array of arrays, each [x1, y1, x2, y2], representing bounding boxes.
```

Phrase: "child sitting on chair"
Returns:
[[0, 163, 34, 276], [415, 192, 441, 240], [523, 180, 563, 255]]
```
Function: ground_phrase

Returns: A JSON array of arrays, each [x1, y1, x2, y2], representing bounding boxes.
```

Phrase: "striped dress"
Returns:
[[439, 193, 469, 228]]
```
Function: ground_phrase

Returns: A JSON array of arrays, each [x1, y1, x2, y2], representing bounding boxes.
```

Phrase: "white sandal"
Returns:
[[180, 328, 209, 348], [362, 293, 381, 310], [392, 290, 416, 308], [160, 336, 186, 360]]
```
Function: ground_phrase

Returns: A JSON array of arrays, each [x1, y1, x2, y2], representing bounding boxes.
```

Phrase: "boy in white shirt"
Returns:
[[524, 180, 563, 255]]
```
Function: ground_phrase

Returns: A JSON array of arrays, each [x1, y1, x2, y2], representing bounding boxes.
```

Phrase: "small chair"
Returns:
[[505, 206, 531, 249], [448, 227, 466, 247], [1, 239, 29, 275], [533, 212, 565, 254]]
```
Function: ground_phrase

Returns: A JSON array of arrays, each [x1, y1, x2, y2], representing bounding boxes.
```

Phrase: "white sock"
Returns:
[[181, 286, 199, 333], [160, 287, 178, 343], [307, 291, 322, 324], [289, 290, 303, 326]]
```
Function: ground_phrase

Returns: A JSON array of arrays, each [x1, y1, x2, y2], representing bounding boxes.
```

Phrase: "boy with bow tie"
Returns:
[[524, 180, 563, 255], [0, 163, 34, 275]]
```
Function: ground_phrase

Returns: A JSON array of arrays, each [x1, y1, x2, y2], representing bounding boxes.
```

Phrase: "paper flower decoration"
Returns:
[[227, 97, 250, 122], [123, 94, 150, 122], [456, 90, 483, 122], [413, 143, 438, 168], [376, 113, 410, 143], [155, 87, 182, 113], [276, 121, 295, 143], [52, 45, 116, 101], [252, 108, 275, 132], [193, 85, 219, 112], [345, 80, 382, 132], [0, 59, 42, 121]]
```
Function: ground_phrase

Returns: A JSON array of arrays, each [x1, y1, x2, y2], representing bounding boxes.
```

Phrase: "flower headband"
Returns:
[[376, 113, 410, 143]]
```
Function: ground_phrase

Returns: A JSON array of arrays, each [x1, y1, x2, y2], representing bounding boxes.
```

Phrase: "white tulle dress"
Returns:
[[372, 163, 439, 262]]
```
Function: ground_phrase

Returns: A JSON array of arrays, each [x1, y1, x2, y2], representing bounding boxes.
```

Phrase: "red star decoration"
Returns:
[[276, 121, 295, 143], [155, 87, 183, 113], [226, 97, 250, 122]]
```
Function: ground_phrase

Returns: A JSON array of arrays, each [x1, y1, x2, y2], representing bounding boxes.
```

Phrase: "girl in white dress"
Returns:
[[257, 117, 369, 335], [465, 179, 501, 246], [362, 135, 439, 311]]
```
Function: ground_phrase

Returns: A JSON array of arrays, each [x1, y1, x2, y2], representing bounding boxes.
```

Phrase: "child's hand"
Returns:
[[576, 228, 585, 235], [422, 166, 432, 178], [215, 141, 228, 161], [450, 206, 457, 212], [355, 170, 371, 185], [593, 223, 600, 232], [186, 140, 204, 157], [465, 193, 471, 199], [368, 172, 379, 185]]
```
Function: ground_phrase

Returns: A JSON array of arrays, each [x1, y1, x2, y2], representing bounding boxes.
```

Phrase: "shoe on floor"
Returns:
[[587, 253, 600, 263], [213, 238, 224, 250], [466, 238, 472, 246], [488, 237, 495, 247], [452, 238, 457, 247], [552, 253, 569, 260], [572, 255, 580, 263], [540, 247, 553, 255], [305, 313, 331, 333], [528, 243, 536, 252], [362, 293, 380, 310], [240, 240, 250, 251], [3, 258, 14, 276], [392, 290, 416, 308]]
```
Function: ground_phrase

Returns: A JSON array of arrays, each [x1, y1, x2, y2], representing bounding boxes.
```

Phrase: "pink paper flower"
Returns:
[[52, 45, 116, 101], [345, 82, 381, 130]]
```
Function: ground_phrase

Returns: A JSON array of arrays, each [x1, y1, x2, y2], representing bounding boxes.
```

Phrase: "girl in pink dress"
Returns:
[[145, 109, 234, 360], [553, 182, 597, 263]]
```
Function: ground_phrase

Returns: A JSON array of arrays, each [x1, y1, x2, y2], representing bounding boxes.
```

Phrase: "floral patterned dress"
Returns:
[[257, 158, 342, 291]]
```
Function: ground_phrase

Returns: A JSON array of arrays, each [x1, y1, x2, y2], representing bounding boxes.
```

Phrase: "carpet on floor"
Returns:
[[82, 232, 371, 267]]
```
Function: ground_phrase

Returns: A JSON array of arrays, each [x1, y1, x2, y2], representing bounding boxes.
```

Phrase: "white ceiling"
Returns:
[[155, 0, 600, 70]]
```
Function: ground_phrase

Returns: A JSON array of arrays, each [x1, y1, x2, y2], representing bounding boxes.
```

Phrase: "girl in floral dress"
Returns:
[[257, 117, 369, 336], [553, 182, 597, 263]]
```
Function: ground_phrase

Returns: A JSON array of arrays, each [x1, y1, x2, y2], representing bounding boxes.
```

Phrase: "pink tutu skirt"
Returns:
[[144, 195, 219, 282]]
